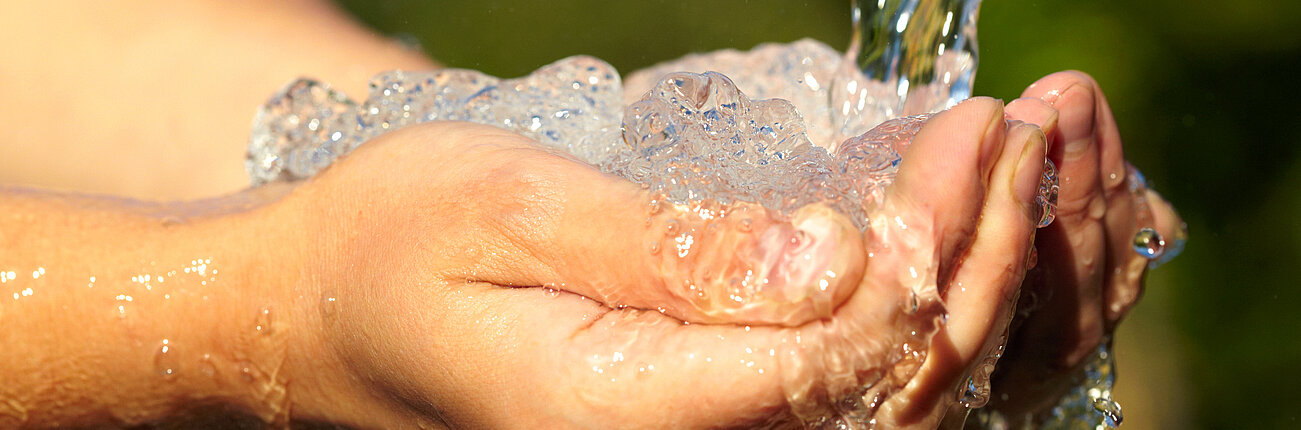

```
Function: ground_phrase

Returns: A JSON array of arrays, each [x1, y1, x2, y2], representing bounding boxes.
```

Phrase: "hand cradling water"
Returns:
[[239, 2, 1107, 426]]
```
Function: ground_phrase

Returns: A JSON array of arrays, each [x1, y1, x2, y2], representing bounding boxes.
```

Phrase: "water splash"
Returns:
[[835, 0, 983, 135], [971, 340, 1125, 429], [238, 1, 1117, 427]]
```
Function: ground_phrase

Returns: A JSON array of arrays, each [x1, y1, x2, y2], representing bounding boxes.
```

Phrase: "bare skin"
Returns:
[[0, 1, 1184, 428], [0, 98, 1046, 428], [983, 72, 1186, 423]]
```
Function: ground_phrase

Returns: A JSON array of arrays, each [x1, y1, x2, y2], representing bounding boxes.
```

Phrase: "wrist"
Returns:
[[0, 186, 307, 426], [175, 188, 308, 424]]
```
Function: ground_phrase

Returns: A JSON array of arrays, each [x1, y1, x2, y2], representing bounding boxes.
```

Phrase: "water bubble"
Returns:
[[1036, 159, 1060, 228], [1092, 397, 1124, 427], [154, 339, 179, 377], [664, 219, 680, 236], [1132, 227, 1165, 259], [542, 287, 562, 298]]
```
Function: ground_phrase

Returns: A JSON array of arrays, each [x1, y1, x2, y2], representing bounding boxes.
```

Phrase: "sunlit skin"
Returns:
[[0, 0, 1183, 428], [0, 99, 1037, 428], [984, 72, 1186, 423]]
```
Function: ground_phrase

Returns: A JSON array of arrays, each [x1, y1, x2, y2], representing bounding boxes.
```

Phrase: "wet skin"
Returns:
[[0, 79, 1179, 429], [274, 97, 1045, 428], [984, 71, 1185, 423]]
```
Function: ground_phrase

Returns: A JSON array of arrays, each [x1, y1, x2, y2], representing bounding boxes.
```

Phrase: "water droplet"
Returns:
[[1092, 397, 1123, 427], [160, 215, 184, 227], [1132, 227, 1165, 259], [254, 307, 274, 335], [322, 296, 339, 318], [237, 360, 258, 382], [635, 362, 653, 379], [154, 339, 179, 377], [664, 219, 680, 236], [199, 353, 217, 377], [737, 218, 753, 232], [543, 287, 561, 298], [648, 241, 661, 255]]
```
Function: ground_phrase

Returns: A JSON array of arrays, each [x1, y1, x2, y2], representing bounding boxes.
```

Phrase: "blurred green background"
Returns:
[[335, 0, 1300, 427]]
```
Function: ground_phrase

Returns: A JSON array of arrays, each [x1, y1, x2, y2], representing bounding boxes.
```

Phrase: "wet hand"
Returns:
[[984, 71, 1186, 421], [274, 97, 1045, 428]]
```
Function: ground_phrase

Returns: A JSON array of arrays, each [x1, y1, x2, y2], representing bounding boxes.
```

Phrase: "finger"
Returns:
[[1005, 97, 1060, 149], [360, 267, 795, 428], [843, 96, 1008, 425], [1019, 72, 1110, 364], [1146, 189, 1188, 268], [375, 121, 867, 327], [770, 98, 1010, 426], [1004, 97, 1060, 228], [880, 122, 1045, 426], [884, 97, 1008, 285]]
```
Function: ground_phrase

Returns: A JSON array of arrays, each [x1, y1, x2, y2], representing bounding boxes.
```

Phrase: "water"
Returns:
[[1132, 227, 1165, 260], [240, 0, 1072, 427], [154, 339, 179, 377], [254, 307, 274, 335], [846, 0, 982, 118]]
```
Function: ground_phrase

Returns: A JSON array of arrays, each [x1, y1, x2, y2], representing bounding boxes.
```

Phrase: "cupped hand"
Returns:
[[272, 97, 1046, 429], [984, 71, 1186, 421]]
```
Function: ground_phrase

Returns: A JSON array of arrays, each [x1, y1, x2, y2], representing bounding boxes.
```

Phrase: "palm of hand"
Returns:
[[285, 97, 1050, 429]]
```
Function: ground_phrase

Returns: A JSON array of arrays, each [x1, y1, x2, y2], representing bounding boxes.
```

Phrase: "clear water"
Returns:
[[240, 0, 1079, 427], [970, 341, 1125, 430]]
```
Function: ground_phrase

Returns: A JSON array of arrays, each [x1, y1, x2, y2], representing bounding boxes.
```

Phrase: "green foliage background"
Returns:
[[335, 0, 1301, 427]]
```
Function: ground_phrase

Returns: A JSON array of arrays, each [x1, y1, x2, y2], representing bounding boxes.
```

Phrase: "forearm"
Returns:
[[0, 0, 438, 200], [0, 186, 303, 427]]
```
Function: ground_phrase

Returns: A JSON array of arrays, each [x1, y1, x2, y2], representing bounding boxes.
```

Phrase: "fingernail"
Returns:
[[1052, 84, 1095, 162], [1014, 128, 1048, 219], [1042, 82, 1080, 107], [981, 99, 1008, 175], [755, 205, 863, 322]]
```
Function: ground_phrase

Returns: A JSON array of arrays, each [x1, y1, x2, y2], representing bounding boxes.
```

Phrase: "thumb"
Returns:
[[454, 126, 867, 327]]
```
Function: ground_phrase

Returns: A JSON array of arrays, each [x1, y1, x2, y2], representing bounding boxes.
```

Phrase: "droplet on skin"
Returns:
[[154, 339, 179, 377], [237, 360, 258, 382], [199, 354, 217, 377], [321, 296, 339, 318], [1132, 227, 1165, 259], [635, 362, 653, 379], [255, 307, 274, 335]]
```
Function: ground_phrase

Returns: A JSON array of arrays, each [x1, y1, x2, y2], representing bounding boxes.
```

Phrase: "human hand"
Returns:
[[983, 71, 1186, 422], [271, 97, 1046, 428]]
